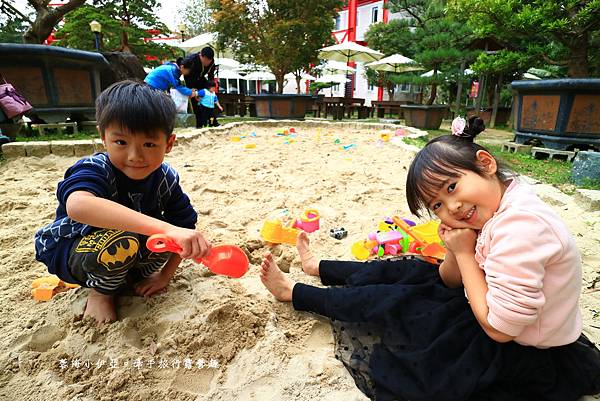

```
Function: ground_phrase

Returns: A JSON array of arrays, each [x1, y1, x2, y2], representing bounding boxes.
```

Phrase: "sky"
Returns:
[[11, 0, 181, 31]]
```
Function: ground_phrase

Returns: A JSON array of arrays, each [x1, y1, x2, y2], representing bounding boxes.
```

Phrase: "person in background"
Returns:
[[144, 58, 204, 99], [183, 47, 217, 128], [198, 81, 223, 128]]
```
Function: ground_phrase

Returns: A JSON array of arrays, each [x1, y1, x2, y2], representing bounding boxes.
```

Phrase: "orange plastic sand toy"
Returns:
[[31, 276, 79, 301]]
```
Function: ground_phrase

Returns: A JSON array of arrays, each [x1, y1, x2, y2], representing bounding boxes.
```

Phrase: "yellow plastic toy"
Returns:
[[260, 209, 320, 245], [31, 276, 79, 301], [245, 143, 256, 149]]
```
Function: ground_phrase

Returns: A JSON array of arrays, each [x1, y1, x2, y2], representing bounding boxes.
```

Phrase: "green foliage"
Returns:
[[449, 0, 600, 77], [364, 19, 414, 57], [53, 1, 175, 66], [209, 0, 342, 93], [0, 15, 29, 43], [364, 19, 416, 94], [177, 0, 213, 37], [470, 50, 530, 78], [386, 0, 473, 104]]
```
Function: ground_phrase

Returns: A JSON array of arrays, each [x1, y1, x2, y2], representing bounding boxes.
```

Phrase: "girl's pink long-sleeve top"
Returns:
[[475, 179, 582, 347]]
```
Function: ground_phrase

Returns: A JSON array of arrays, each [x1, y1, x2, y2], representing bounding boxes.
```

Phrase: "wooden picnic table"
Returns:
[[371, 100, 413, 119], [322, 97, 365, 120]]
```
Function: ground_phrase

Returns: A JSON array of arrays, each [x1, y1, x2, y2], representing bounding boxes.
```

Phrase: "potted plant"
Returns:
[[375, 0, 468, 129], [454, 0, 600, 150], [210, 0, 342, 119]]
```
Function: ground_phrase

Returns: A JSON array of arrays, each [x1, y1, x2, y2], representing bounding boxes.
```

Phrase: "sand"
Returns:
[[0, 122, 598, 401]]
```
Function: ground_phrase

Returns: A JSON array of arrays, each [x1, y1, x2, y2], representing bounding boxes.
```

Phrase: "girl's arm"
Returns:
[[442, 228, 515, 343], [66, 191, 211, 259], [455, 251, 515, 342], [438, 250, 462, 288]]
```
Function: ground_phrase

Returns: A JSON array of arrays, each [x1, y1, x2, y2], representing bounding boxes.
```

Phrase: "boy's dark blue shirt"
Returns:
[[34, 152, 197, 284]]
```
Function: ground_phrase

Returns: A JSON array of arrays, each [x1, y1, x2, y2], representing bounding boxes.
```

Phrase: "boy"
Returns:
[[199, 81, 223, 128], [34, 80, 211, 324]]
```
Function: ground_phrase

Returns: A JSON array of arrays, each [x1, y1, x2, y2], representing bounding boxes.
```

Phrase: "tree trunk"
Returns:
[[23, 0, 86, 44], [474, 74, 486, 116], [567, 34, 589, 78], [455, 59, 466, 116], [275, 73, 285, 94], [427, 83, 437, 105], [295, 76, 302, 94], [490, 74, 502, 128]]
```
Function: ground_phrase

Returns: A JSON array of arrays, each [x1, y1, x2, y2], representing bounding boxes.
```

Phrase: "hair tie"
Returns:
[[451, 116, 470, 138]]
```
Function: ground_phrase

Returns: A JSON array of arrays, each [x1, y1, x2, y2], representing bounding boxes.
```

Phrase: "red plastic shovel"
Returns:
[[146, 234, 249, 278]]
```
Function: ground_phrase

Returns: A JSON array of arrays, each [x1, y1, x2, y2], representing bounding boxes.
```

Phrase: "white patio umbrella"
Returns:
[[318, 41, 384, 64], [421, 68, 475, 77], [315, 74, 350, 84], [215, 57, 240, 70], [315, 74, 350, 96], [284, 72, 317, 81], [244, 70, 276, 81], [316, 60, 357, 74], [218, 69, 244, 79], [523, 72, 542, 80], [175, 32, 217, 54], [365, 54, 423, 73]]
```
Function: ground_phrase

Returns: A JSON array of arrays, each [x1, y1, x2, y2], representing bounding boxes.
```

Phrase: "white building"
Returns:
[[283, 0, 416, 104]]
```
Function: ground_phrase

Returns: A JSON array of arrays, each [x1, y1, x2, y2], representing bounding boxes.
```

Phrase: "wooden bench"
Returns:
[[31, 122, 78, 136]]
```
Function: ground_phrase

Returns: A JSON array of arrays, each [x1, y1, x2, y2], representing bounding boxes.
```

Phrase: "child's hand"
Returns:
[[163, 227, 212, 260], [134, 271, 171, 297], [439, 228, 477, 256]]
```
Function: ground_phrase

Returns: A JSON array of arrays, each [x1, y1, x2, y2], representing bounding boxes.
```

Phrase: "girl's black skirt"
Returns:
[[292, 256, 600, 401]]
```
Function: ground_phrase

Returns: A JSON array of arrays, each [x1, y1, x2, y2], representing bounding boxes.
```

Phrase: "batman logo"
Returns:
[[97, 237, 139, 271]]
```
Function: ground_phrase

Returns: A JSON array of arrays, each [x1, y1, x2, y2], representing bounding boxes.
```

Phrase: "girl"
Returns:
[[260, 117, 600, 401], [144, 57, 203, 99]]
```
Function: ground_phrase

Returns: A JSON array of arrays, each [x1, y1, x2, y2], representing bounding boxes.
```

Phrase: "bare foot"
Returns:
[[84, 289, 116, 324], [260, 252, 295, 302], [296, 231, 320, 276]]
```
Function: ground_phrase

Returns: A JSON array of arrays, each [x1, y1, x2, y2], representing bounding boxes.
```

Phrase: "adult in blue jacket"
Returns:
[[144, 58, 205, 98]]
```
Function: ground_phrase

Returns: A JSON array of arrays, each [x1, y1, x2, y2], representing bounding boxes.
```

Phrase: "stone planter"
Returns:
[[252, 94, 314, 119], [467, 107, 511, 126], [400, 104, 448, 130], [0, 43, 110, 124], [511, 79, 600, 150]]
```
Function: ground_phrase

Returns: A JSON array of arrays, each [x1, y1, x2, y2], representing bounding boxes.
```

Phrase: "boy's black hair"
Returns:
[[406, 116, 512, 217], [200, 46, 214, 60], [175, 57, 184, 66], [95, 80, 176, 139], [207, 81, 216, 88]]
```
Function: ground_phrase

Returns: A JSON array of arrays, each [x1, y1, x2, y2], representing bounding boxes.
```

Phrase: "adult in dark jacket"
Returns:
[[183, 47, 217, 128]]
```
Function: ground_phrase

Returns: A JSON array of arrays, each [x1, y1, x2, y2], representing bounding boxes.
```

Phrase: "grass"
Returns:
[[401, 133, 600, 193], [15, 130, 99, 142]]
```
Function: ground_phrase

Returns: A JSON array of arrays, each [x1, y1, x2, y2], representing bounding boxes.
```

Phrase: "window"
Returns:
[[399, 83, 410, 93], [218, 78, 227, 93], [371, 7, 379, 23], [334, 15, 341, 30], [368, 83, 374, 91]]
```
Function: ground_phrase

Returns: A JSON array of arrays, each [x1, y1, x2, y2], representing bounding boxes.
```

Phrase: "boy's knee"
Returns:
[[70, 229, 141, 277]]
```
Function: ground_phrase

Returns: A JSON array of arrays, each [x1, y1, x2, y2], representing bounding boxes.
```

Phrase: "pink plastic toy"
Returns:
[[293, 209, 320, 233]]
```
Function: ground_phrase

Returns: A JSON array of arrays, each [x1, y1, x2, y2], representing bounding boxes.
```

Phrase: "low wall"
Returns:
[[1, 120, 428, 158]]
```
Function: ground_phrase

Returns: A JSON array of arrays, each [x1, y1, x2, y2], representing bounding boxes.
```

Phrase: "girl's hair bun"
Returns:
[[463, 116, 485, 138]]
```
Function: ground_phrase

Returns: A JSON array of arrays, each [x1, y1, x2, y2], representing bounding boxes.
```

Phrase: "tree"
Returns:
[[209, 0, 342, 93], [387, 0, 471, 105], [23, 0, 85, 44], [364, 19, 415, 99], [176, 0, 213, 37], [53, 2, 175, 66], [449, 0, 600, 78]]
